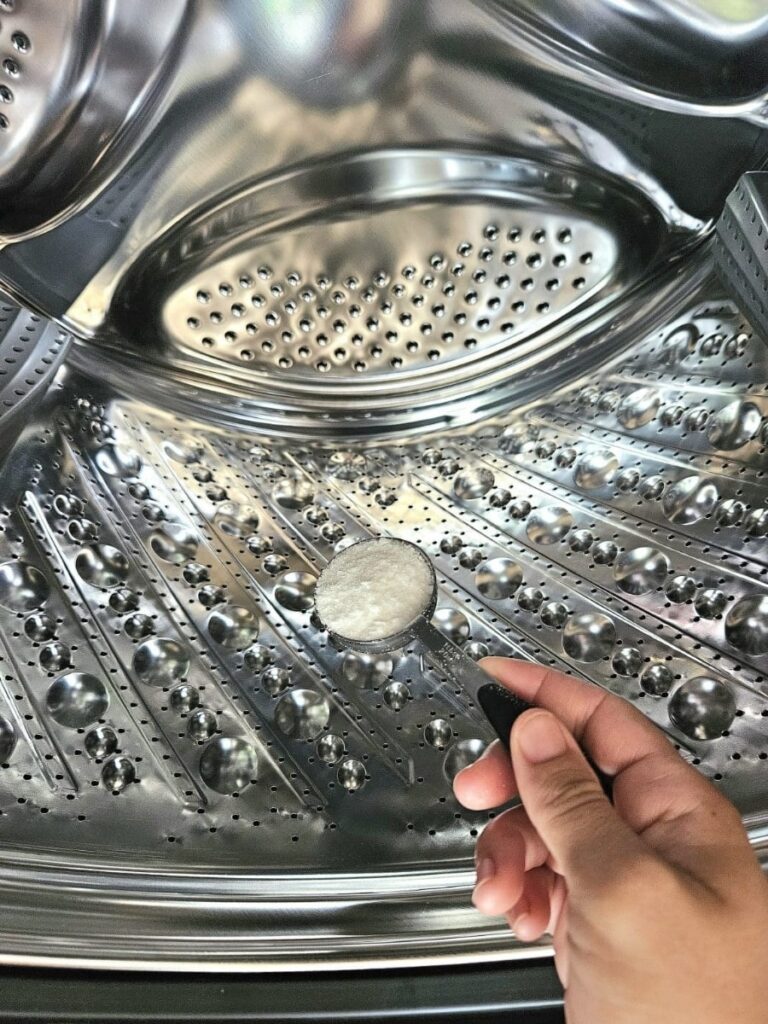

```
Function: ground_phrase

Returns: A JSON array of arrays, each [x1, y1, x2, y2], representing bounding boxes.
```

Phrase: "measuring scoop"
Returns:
[[315, 537, 532, 746]]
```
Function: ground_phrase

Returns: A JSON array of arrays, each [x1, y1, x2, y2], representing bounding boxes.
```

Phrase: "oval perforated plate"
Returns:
[[98, 149, 668, 432]]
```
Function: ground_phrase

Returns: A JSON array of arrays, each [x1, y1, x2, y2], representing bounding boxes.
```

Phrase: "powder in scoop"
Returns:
[[315, 538, 434, 642]]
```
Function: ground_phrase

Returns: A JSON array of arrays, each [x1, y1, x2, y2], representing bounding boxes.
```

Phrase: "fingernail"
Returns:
[[513, 912, 530, 935], [475, 856, 495, 885], [516, 711, 567, 764], [510, 896, 530, 936]]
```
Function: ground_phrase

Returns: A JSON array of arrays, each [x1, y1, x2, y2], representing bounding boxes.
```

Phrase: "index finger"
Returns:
[[468, 658, 743, 849], [480, 656, 675, 775]]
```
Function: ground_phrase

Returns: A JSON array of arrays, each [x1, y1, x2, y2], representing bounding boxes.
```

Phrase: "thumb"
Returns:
[[511, 709, 646, 892]]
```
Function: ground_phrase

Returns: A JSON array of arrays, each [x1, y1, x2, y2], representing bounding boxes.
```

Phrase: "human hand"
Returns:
[[454, 658, 768, 1024]]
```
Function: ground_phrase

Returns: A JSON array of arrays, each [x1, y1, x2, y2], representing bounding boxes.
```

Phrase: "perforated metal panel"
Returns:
[[0, 277, 764, 969], [0, 0, 767, 978], [0, 288, 68, 443]]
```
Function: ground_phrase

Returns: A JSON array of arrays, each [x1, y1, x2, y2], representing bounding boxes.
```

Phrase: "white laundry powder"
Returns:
[[315, 538, 434, 642]]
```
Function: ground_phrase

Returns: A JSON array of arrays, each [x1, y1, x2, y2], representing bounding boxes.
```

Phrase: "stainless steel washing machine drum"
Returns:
[[0, 0, 765, 973]]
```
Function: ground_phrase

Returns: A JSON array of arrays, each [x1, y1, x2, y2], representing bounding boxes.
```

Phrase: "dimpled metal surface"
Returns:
[[0, 281, 763, 971], [1, 0, 768, 978]]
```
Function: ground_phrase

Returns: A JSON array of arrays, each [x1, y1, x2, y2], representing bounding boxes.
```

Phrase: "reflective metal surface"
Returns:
[[0, 0, 189, 237], [0, 279, 761, 969], [715, 172, 768, 339], [0, 0, 766, 976], [1, 0, 767, 328], [0, 287, 69, 448]]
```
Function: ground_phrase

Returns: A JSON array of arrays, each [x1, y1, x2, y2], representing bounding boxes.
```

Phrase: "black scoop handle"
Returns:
[[411, 618, 613, 799], [477, 681, 614, 799]]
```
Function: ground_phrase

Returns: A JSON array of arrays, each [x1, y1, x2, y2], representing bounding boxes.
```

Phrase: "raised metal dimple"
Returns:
[[661, 323, 698, 363], [526, 506, 573, 544], [458, 546, 484, 569], [261, 665, 291, 696], [273, 476, 315, 509], [94, 444, 141, 478], [0, 716, 17, 763], [592, 541, 618, 565], [197, 584, 225, 608], [715, 499, 746, 527], [102, 756, 136, 794], [246, 535, 272, 556], [616, 468, 640, 492], [274, 571, 316, 611], [244, 643, 272, 673], [208, 605, 259, 648], [24, 612, 55, 641], [666, 575, 697, 603], [487, 487, 511, 507], [342, 651, 393, 687], [383, 681, 411, 710], [660, 404, 684, 426], [68, 518, 99, 543], [573, 449, 619, 488], [475, 558, 523, 599], [640, 663, 673, 696], [0, 562, 49, 612], [694, 589, 727, 619], [706, 400, 762, 451], [613, 547, 670, 595], [424, 719, 452, 748], [433, 608, 470, 643], [616, 387, 660, 428], [304, 505, 329, 526], [263, 553, 289, 575], [124, 613, 154, 639], [568, 529, 593, 552], [275, 689, 330, 741], [661, 476, 718, 525], [53, 494, 84, 518], [725, 595, 768, 654], [187, 707, 217, 742], [518, 586, 544, 611], [39, 641, 71, 672], [639, 475, 664, 500], [442, 738, 487, 781], [745, 508, 768, 537], [317, 733, 345, 765], [133, 638, 190, 687], [164, 437, 205, 464], [214, 502, 260, 537], [85, 726, 118, 759], [170, 684, 200, 713], [337, 758, 366, 791], [150, 523, 198, 564], [46, 672, 109, 729], [199, 737, 257, 793], [465, 641, 489, 660], [685, 407, 709, 432], [612, 647, 642, 676], [75, 545, 130, 589], [668, 677, 736, 740], [562, 613, 617, 662], [541, 601, 569, 628], [534, 440, 556, 459]]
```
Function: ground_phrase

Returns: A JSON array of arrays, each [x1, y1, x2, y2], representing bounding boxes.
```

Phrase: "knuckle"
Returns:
[[476, 807, 521, 857], [537, 767, 604, 825]]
